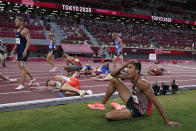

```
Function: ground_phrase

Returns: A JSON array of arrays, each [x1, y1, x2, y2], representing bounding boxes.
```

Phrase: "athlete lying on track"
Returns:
[[30, 75, 92, 96], [147, 63, 170, 76]]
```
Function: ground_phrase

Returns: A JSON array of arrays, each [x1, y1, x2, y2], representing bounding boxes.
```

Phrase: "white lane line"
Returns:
[[0, 79, 94, 87], [1, 79, 196, 95], [1, 75, 196, 87]]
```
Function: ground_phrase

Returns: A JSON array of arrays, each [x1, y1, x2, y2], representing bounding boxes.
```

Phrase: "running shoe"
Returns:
[[49, 66, 58, 72], [110, 102, 125, 110], [86, 90, 93, 95], [88, 102, 106, 110], [80, 90, 86, 97], [6, 79, 17, 83], [15, 85, 24, 90], [28, 78, 36, 86]]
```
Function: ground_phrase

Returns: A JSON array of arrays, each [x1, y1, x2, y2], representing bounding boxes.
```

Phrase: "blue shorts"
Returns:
[[17, 51, 29, 62], [114, 52, 122, 57], [49, 48, 55, 55]]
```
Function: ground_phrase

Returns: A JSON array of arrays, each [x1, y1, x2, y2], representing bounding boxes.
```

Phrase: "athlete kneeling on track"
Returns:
[[64, 54, 83, 76]]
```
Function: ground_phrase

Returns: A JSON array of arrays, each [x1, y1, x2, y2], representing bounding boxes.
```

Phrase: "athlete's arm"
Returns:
[[12, 45, 17, 54], [54, 75, 66, 83], [50, 36, 55, 44], [111, 61, 130, 77], [142, 82, 181, 127], [22, 28, 30, 58]]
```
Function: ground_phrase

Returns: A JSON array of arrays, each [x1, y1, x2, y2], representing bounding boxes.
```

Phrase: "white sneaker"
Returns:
[[15, 85, 24, 90], [86, 90, 93, 95], [49, 66, 58, 72], [6, 79, 17, 83], [28, 78, 36, 86], [80, 90, 85, 97], [35, 83, 40, 87]]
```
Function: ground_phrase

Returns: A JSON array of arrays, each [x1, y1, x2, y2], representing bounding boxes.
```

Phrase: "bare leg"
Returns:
[[112, 56, 117, 70], [30, 86, 55, 90], [47, 53, 55, 67], [0, 73, 9, 81], [64, 66, 74, 76], [65, 91, 78, 95], [105, 108, 132, 120], [119, 55, 123, 67], [101, 78, 131, 105], [61, 83, 80, 95], [18, 61, 34, 85], [102, 78, 133, 120]]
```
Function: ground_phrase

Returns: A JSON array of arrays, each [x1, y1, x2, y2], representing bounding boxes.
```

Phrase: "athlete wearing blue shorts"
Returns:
[[12, 17, 37, 89], [47, 33, 57, 72], [112, 33, 124, 70]]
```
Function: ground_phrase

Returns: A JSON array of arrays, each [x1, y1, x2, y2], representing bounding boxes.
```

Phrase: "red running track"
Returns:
[[0, 61, 196, 104]]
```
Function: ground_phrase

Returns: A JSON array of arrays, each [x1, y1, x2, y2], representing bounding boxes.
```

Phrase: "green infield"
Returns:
[[0, 90, 196, 131]]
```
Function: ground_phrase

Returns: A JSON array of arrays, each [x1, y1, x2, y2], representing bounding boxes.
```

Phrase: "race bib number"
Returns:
[[132, 95, 139, 104], [16, 38, 20, 44]]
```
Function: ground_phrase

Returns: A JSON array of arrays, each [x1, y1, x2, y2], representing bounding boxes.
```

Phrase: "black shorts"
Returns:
[[67, 65, 83, 71], [114, 52, 122, 57], [126, 96, 143, 117], [49, 48, 55, 55], [17, 51, 29, 62]]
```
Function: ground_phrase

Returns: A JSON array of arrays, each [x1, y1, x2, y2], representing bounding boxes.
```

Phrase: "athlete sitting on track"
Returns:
[[30, 75, 92, 96], [147, 63, 170, 76], [64, 53, 83, 76], [88, 60, 181, 127], [0, 73, 17, 83]]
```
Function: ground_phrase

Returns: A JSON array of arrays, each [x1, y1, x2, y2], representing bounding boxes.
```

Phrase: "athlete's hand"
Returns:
[[22, 51, 27, 58], [166, 121, 181, 127], [11, 50, 15, 55]]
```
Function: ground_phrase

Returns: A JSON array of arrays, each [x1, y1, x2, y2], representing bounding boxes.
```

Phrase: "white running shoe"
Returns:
[[35, 83, 40, 87], [49, 66, 58, 72], [28, 79, 36, 86], [6, 79, 17, 83], [15, 85, 24, 90], [86, 90, 93, 95], [80, 90, 86, 97]]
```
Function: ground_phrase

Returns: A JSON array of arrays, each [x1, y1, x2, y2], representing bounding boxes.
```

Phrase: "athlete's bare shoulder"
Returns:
[[21, 28, 29, 36], [137, 77, 151, 91]]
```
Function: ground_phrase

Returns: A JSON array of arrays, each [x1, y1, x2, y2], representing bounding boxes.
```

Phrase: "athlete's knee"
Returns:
[[105, 112, 113, 120], [64, 66, 68, 70], [22, 70, 27, 75], [111, 78, 119, 84]]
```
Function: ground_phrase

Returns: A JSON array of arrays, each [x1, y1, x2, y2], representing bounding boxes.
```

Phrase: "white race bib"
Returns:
[[132, 95, 139, 104], [16, 38, 20, 44]]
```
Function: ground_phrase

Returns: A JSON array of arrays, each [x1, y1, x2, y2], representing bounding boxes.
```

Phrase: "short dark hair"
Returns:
[[16, 16, 24, 22], [46, 80, 50, 86], [130, 60, 141, 74]]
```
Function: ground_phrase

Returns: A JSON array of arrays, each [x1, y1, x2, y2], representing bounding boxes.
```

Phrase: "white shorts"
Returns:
[[0, 53, 6, 60]]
